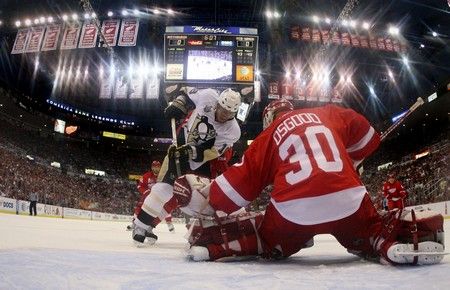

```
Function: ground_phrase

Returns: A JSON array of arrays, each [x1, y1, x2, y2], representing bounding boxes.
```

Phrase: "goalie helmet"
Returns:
[[218, 88, 241, 113], [262, 99, 294, 129]]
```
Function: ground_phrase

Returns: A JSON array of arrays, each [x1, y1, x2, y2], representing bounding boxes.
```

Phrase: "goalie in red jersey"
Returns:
[[172, 100, 445, 265]]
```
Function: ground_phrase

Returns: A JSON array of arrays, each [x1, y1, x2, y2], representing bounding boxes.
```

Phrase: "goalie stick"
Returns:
[[380, 97, 425, 142]]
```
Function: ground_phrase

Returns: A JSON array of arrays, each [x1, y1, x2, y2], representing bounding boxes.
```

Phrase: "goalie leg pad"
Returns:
[[386, 241, 445, 265], [186, 212, 264, 261], [173, 174, 215, 217]]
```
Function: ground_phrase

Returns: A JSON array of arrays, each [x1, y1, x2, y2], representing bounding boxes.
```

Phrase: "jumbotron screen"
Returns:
[[164, 26, 258, 84]]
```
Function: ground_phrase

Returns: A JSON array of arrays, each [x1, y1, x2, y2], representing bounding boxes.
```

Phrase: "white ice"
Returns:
[[1, 213, 449, 290]]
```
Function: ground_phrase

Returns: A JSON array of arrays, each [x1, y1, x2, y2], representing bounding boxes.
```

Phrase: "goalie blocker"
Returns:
[[173, 174, 445, 265]]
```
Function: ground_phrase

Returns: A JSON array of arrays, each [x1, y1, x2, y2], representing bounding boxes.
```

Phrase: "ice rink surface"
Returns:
[[1, 213, 449, 290]]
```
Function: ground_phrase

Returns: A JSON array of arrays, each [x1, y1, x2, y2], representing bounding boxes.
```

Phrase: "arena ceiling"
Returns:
[[0, 0, 448, 139]]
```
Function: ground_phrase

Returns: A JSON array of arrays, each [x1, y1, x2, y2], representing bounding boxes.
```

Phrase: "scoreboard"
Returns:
[[164, 26, 258, 84]]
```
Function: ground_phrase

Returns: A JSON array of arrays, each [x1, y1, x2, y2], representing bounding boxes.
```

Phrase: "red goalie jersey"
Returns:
[[209, 105, 380, 225]]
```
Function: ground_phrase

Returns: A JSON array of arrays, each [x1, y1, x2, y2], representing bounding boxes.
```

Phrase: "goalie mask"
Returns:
[[262, 99, 294, 129]]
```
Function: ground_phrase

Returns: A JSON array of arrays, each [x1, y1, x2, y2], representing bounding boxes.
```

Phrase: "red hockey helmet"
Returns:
[[262, 99, 294, 129], [151, 160, 161, 168]]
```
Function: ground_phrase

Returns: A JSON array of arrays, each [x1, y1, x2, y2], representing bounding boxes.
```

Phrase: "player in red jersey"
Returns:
[[127, 161, 174, 233], [173, 100, 445, 265], [383, 173, 408, 210]]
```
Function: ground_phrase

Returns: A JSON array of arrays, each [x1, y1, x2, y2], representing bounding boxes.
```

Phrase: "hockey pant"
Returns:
[[387, 198, 405, 210]]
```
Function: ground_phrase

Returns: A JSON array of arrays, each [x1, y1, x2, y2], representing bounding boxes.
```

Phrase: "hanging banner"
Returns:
[[146, 77, 160, 99], [306, 85, 317, 102], [392, 39, 401, 52], [294, 82, 305, 101], [384, 38, 393, 51], [369, 36, 378, 49], [312, 29, 321, 43], [41, 24, 61, 51], [268, 81, 280, 99], [341, 32, 351, 46], [61, 23, 81, 50], [377, 38, 386, 50], [291, 26, 300, 40], [350, 34, 360, 47], [11, 28, 30, 54], [331, 87, 343, 103], [129, 76, 144, 99], [281, 81, 293, 100], [79, 20, 98, 48], [118, 19, 139, 47], [101, 19, 120, 46], [25, 26, 46, 52], [99, 76, 112, 99], [301, 28, 311, 41], [114, 76, 128, 99], [331, 31, 341, 45], [360, 35, 369, 48], [321, 30, 330, 43]]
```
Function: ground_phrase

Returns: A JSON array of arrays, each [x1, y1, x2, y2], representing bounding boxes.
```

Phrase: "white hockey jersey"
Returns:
[[184, 88, 241, 170]]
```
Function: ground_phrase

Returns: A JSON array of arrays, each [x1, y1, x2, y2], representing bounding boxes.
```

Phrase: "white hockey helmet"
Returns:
[[262, 99, 294, 129], [218, 88, 241, 113]]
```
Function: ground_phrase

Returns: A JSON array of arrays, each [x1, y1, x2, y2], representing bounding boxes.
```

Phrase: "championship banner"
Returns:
[[321, 30, 330, 43], [341, 32, 351, 46], [101, 19, 120, 46], [291, 26, 301, 40], [268, 81, 280, 99], [146, 77, 160, 99], [305, 85, 316, 102], [118, 19, 139, 47], [393, 39, 401, 52], [114, 76, 128, 99], [360, 35, 369, 48], [79, 20, 98, 48], [385, 38, 393, 51], [281, 81, 293, 100], [331, 31, 341, 45], [129, 75, 144, 99], [11, 28, 30, 54], [369, 36, 378, 49], [61, 23, 81, 50], [99, 76, 112, 99], [25, 26, 46, 52], [319, 88, 331, 102], [41, 24, 61, 51], [301, 28, 311, 41], [312, 29, 321, 43], [377, 37, 386, 50], [350, 34, 360, 47]]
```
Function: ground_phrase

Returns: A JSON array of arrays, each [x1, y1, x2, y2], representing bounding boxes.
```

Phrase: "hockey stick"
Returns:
[[171, 118, 182, 176], [380, 97, 425, 142]]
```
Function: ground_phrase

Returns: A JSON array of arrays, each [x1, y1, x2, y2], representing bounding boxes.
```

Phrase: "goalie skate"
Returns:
[[387, 241, 446, 265]]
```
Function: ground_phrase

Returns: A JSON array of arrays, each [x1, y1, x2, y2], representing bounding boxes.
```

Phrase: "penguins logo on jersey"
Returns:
[[187, 115, 217, 144]]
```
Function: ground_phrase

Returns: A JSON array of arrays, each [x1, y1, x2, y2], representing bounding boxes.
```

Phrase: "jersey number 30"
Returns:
[[279, 125, 343, 185]]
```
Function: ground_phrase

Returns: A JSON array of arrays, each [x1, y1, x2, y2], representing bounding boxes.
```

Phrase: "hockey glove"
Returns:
[[168, 144, 194, 160], [164, 94, 193, 119]]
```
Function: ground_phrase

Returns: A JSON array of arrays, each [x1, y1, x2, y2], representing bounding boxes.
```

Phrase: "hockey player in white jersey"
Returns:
[[132, 87, 241, 244]]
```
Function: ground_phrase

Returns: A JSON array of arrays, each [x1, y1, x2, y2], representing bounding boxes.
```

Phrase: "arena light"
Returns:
[[99, 67, 104, 77], [362, 22, 370, 30], [369, 86, 375, 96], [167, 9, 174, 15], [107, 11, 114, 17], [388, 26, 399, 35], [420, 43, 425, 48], [312, 15, 319, 23], [91, 12, 96, 18], [133, 9, 139, 16], [265, 10, 273, 19], [349, 20, 357, 28], [122, 9, 128, 16], [0, 20, 2, 26], [273, 11, 280, 18], [84, 13, 90, 19], [402, 56, 409, 66], [255, 70, 261, 76], [285, 71, 291, 78], [388, 70, 394, 80], [15, 20, 21, 27], [39, 16, 46, 23], [295, 72, 301, 80], [34, 18, 40, 25], [325, 17, 331, 24], [153, 9, 160, 14], [72, 13, 78, 20], [432, 31, 438, 37], [47, 16, 54, 23], [25, 19, 32, 26], [342, 20, 348, 27], [62, 14, 68, 21]]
